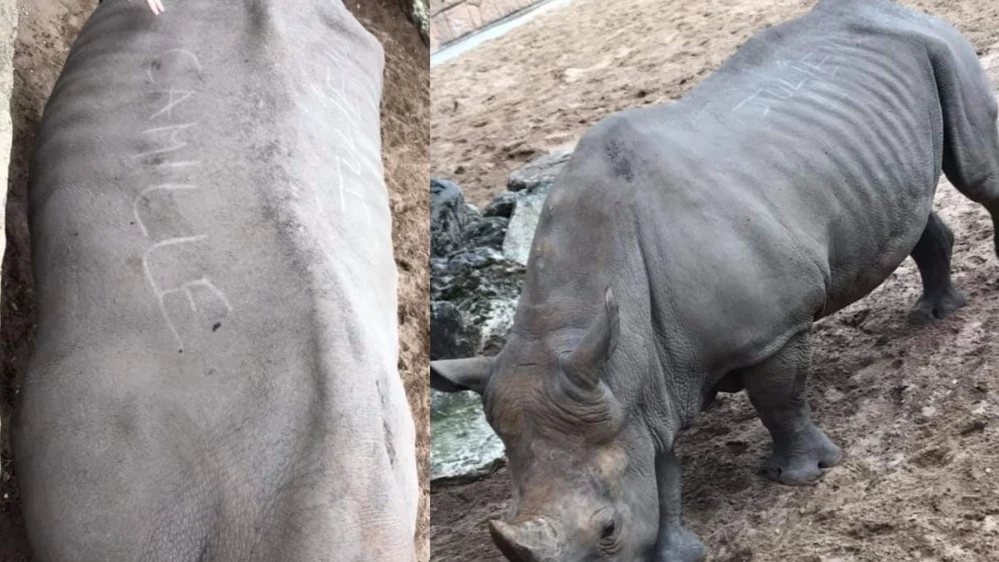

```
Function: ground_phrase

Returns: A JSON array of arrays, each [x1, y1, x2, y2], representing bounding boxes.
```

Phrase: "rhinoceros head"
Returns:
[[432, 288, 661, 561]]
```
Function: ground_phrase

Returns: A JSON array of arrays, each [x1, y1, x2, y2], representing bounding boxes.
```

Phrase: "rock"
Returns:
[[502, 149, 574, 265], [507, 148, 573, 193], [464, 216, 508, 251], [430, 242, 523, 481], [430, 177, 469, 258], [430, 388, 506, 482], [429, 150, 583, 481], [398, 0, 429, 46], [483, 192, 517, 218], [430, 301, 480, 361], [431, 248, 524, 356], [465, 202, 482, 221], [502, 190, 547, 265]]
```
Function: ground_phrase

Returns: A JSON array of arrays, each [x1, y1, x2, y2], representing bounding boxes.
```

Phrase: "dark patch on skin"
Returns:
[[383, 417, 396, 469], [604, 138, 634, 182], [376, 378, 397, 468], [212, 322, 221, 332], [196, 534, 211, 562]]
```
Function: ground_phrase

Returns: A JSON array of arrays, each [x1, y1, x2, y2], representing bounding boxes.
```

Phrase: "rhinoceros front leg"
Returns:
[[909, 211, 968, 324], [739, 331, 842, 485], [653, 448, 705, 562]]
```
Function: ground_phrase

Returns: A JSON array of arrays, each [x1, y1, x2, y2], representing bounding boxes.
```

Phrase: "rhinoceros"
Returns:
[[430, 0, 999, 560], [13, 1, 417, 560]]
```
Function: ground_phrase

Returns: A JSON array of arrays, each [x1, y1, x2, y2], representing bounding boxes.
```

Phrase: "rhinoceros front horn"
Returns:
[[488, 518, 561, 561], [563, 286, 620, 389]]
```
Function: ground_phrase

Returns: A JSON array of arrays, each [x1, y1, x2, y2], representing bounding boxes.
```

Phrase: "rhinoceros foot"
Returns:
[[909, 286, 968, 325], [654, 525, 706, 562], [765, 423, 843, 486]]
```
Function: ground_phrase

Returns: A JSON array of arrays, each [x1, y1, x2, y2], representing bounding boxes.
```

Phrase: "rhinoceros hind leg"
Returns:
[[738, 331, 842, 486], [909, 212, 968, 324]]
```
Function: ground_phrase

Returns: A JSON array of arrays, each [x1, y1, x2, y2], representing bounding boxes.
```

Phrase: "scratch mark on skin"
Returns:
[[135, 122, 200, 158], [158, 278, 233, 351], [163, 278, 233, 322], [147, 48, 203, 84], [137, 46, 233, 352], [731, 44, 855, 117], [188, 278, 233, 313], [790, 64, 818, 78], [321, 64, 378, 172], [133, 183, 199, 238], [286, 42, 388, 228], [318, 39, 379, 104], [153, 160, 201, 169], [149, 88, 195, 120], [334, 154, 371, 227], [142, 235, 208, 351], [307, 57, 388, 221], [182, 286, 199, 312], [732, 89, 772, 118]]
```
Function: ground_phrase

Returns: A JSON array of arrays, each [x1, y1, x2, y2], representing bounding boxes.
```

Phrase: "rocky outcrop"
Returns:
[[482, 191, 516, 219], [502, 191, 546, 265], [502, 148, 572, 265], [428, 150, 574, 481], [430, 178, 470, 258], [429, 176, 525, 481], [430, 176, 524, 366], [506, 148, 572, 193]]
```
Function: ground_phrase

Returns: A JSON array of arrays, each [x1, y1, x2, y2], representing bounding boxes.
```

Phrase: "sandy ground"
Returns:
[[0, 1, 430, 561], [430, 0, 999, 207], [430, 0, 999, 560]]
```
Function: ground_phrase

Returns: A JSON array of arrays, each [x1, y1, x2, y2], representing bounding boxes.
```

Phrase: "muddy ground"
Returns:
[[0, 1, 429, 561], [430, 0, 999, 560]]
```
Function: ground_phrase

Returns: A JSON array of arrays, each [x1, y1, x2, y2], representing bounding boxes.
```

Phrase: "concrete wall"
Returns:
[[430, 0, 544, 51]]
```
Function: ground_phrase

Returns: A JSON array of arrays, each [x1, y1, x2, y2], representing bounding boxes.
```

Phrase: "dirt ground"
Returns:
[[430, 0, 999, 560], [0, 1, 429, 561], [430, 0, 999, 207]]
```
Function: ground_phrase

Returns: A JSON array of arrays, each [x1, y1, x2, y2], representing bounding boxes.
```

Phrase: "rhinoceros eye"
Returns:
[[599, 518, 620, 554], [601, 520, 616, 540]]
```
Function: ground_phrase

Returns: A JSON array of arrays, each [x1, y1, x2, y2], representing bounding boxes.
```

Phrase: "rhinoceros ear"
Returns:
[[430, 356, 496, 395], [563, 286, 620, 389]]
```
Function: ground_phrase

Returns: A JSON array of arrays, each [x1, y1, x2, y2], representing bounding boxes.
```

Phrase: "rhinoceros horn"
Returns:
[[489, 518, 562, 561], [562, 286, 619, 390]]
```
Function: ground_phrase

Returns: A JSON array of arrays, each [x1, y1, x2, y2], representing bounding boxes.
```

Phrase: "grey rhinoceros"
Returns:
[[13, 1, 417, 560], [430, 0, 999, 560]]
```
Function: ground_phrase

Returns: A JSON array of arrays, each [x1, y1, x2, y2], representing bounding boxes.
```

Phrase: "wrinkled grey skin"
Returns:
[[431, 0, 999, 560], [13, 1, 417, 561]]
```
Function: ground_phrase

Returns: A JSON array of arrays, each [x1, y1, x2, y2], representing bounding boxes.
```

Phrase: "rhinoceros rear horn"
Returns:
[[563, 286, 620, 389], [489, 518, 561, 561]]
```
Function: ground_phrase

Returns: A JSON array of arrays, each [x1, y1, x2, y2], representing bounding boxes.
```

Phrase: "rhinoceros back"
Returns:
[[16, 1, 415, 561]]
